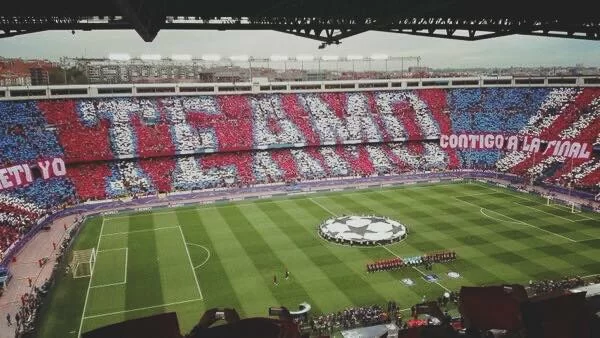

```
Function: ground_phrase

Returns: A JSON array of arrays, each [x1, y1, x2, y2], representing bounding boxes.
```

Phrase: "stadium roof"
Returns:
[[2, 0, 600, 45]]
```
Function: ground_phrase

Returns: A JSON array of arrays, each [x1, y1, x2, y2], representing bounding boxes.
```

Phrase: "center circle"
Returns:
[[318, 215, 408, 246]]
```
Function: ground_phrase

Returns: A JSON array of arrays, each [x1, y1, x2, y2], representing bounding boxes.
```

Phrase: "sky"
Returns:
[[1, 29, 599, 69]]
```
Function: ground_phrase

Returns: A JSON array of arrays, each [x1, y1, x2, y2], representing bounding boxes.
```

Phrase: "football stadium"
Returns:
[[1, 1, 600, 338]]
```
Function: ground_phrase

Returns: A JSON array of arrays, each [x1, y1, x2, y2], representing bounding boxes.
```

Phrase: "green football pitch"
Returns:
[[35, 182, 600, 337]]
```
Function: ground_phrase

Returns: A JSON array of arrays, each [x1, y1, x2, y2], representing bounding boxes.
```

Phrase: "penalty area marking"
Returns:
[[179, 227, 204, 300], [454, 196, 577, 243], [101, 225, 180, 237], [513, 202, 575, 223], [475, 183, 594, 221], [90, 247, 128, 289], [480, 208, 522, 225], [186, 242, 211, 269], [453, 192, 505, 199], [82, 298, 204, 320]]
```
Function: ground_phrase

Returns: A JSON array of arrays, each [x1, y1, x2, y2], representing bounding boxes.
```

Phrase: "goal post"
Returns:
[[71, 248, 97, 278], [545, 196, 582, 214], [569, 202, 582, 214]]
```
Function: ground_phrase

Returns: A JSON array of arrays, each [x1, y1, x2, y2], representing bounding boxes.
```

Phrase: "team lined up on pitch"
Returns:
[[367, 251, 457, 273]]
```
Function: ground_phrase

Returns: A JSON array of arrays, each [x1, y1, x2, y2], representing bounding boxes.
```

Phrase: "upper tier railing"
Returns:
[[2, 76, 600, 101]]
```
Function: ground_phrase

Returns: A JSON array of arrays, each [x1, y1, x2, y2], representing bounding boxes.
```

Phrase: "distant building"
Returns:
[[30, 67, 49, 85], [0, 58, 55, 86], [408, 66, 431, 73], [75, 58, 220, 83], [306, 71, 326, 81]]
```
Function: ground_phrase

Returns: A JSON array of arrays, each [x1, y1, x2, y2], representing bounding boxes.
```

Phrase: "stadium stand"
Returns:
[[0, 88, 599, 254]]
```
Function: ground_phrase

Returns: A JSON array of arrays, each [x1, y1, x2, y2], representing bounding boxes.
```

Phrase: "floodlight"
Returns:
[[370, 54, 389, 60], [321, 55, 339, 61], [270, 55, 289, 62], [347, 55, 364, 61], [229, 55, 249, 62], [108, 53, 131, 61], [140, 54, 161, 61], [201, 54, 221, 62], [171, 54, 192, 61], [296, 54, 315, 61]]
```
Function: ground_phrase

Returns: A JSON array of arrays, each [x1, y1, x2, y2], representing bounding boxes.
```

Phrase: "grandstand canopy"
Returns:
[[2, 0, 600, 44]]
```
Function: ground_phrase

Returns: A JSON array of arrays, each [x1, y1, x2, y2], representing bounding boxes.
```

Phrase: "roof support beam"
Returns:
[[1, 15, 600, 43], [112, 0, 165, 42]]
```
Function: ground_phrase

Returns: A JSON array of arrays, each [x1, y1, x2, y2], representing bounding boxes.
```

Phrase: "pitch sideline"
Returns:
[[78, 217, 105, 337], [80, 223, 205, 333]]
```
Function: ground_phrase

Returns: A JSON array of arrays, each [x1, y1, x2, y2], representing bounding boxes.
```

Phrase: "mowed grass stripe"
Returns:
[[459, 189, 598, 240], [355, 190, 509, 288], [217, 204, 322, 312], [90, 249, 127, 287], [176, 209, 242, 311], [124, 213, 166, 319], [341, 189, 515, 290], [253, 201, 372, 313], [453, 194, 573, 244], [481, 185, 600, 222], [289, 198, 425, 306], [298, 198, 439, 306], [365, 189, 546, 284], [151, 211, 202, 302], [308, 191, 471, 303], [81, 220, 131, 332], [407, 188, 574, 281], [477, 186, 600, 239], [421, 188, 598, 280], [199, 207, 278, 317], [245, 202, 345, 313], [34, 182, 600, 338], [36, 217, 104, 338]]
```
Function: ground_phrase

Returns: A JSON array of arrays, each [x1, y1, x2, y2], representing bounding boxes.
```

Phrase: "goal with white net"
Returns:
[[545, 196, 582, 214], [70, 248, 97, 278]]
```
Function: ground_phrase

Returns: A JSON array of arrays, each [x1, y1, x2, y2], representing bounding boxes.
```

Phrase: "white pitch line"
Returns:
[[454, 197, 577, 243], [475, 183, 595, 221], [480, 208, 522, 225], [78, 217, 104, 337], [90, 281, 126, 289], [101, 226, 180, 237], [411, 266, 451, 292], [453, 192, 503, 199], [124, 247, 128, 284], [308, 198, 337, 216], [83, 298, 204, 320], [179, 227, 204, 300], [484, 209, 577, 243], [97, 247, 128, 253], [103, 182, 464, 220], [186, 242, 211, 269], [378, 245, 451, 292], [514, 202, 575, 223], [89, 248, 128, 288]]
